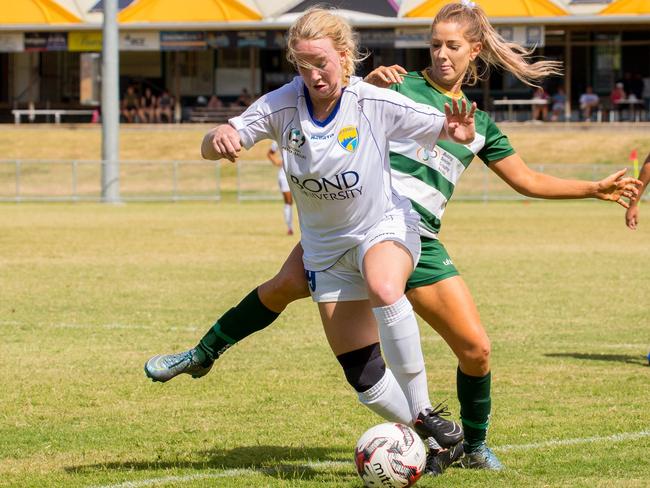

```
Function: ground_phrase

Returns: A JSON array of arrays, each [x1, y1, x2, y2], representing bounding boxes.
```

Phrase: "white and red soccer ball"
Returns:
[[354, 423, 426, 488]]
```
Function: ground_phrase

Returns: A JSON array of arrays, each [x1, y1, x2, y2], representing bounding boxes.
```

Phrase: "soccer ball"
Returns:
[[354, 423, 426, 488]]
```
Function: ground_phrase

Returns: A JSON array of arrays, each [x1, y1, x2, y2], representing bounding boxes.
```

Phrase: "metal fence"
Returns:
[[0, 160, 221, 202], [0, 159, 644, 203], [237, 159, 647, 202]]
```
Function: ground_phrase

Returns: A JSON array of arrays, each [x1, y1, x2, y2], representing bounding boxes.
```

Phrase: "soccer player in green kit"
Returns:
[[145, 1, 642, 474]]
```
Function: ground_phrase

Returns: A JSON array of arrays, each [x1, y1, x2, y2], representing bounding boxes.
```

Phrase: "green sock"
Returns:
[[457, 367, 491, 452], [195, 288, 280, 364]]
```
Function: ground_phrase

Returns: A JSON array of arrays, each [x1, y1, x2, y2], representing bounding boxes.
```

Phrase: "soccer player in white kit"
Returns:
[[267, 141, 294, 235], [202, 7, 475, 455]]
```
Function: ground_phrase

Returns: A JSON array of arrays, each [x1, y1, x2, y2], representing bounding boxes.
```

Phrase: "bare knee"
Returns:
[[366, 281, 404, 308], [458, 336, 491, 377], [259, 269, 309, 312]]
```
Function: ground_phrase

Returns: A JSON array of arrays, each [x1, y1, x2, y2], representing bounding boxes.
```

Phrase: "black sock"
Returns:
[[195, 288, 280, 363], [457, 367, 491, 452]]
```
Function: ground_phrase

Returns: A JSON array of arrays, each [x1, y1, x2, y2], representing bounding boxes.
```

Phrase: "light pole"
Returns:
[[101, 0, 120, 203]]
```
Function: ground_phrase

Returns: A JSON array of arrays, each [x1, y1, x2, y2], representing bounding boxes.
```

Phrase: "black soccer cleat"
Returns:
[[425, 441, 464, 476], [413, 402, 464, 449]]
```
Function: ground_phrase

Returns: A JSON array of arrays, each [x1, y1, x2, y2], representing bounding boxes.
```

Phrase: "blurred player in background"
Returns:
[[267, 141, 294, 235], [625, 151, 650, 230]]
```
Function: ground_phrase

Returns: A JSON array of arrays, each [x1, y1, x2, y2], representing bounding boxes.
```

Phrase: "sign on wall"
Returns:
[[68, 32, 102, 51], [160, 31, 206, 50], [120, 31, 160, 51], [24, 32, 68, 51], [0, 33, 24, 52]]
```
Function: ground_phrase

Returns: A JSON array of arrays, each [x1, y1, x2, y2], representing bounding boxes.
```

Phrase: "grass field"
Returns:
[[1, 199, 649, 487]]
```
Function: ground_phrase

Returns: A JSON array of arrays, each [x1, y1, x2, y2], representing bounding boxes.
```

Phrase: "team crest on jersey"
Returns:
[[287, 128, 306, 149], [337, 125, 359, 152], [284, 128, 306, 158]]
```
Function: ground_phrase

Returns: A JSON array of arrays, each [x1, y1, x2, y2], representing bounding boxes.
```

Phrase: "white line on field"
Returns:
[[493, 429, 650, 452], [89, 429, 650, 488], [0, 321, 199, 332]]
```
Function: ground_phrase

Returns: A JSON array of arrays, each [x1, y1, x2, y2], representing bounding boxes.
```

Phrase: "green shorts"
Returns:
[[406, 238, 459, 291]]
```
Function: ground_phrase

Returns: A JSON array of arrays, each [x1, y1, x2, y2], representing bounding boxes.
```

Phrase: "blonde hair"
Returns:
[[432, 2, 563, 87], [286, 7, 367, 80]]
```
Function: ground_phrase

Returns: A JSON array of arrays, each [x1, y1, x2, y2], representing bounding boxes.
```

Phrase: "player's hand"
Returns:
[[594, 168, 642, 209], [625, 205, 639, 229], [444, 98, 477, 144], [203, 124, 241, 162], [364, 65, 407, 88]]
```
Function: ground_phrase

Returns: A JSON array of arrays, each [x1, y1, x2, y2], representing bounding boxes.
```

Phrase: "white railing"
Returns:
[[0, 160, 220, 202], [237, 159, 647, 202]]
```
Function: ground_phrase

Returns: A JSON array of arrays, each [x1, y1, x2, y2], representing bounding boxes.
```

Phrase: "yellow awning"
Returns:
[[599, 0, 650, 15], [1, 0, 81, 24], [405, 0, 568, 18], [118, 0, 262, 22]]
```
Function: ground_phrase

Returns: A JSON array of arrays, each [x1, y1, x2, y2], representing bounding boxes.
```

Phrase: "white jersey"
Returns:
[[230, 76, 445, 271]]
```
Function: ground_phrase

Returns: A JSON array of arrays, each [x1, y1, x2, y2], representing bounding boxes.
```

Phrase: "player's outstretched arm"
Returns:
[[625, 154, 650, 229], [364, 64, 407, 88], [201, 124, 242, 162], [442, 98, 477, 144], [490, 154, 642, 207]]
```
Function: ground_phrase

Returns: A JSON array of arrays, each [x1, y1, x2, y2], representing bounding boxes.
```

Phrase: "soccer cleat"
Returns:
[[414, 403, 464, 449], [647, 351, 650, 366], [144, 348, 213, 383], [424, 441, 464, 476], [460, 442, 504, 471]]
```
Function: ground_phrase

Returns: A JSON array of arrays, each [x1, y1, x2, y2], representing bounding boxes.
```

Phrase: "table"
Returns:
[[613, 99, 645, 122], [492, 99, 549, 121], [12, 109, 95, 124]]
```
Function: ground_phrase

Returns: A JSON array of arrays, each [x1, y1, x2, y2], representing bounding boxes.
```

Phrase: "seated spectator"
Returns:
[[550, 87, 566, 121], [531, 86, 549, 121], [610, 82, 626, 121], [207, 95, 224, 109], [610, 82, 626, 105], [236, 88, 253, 107], [121, 85, 140, 123], [140, 87, 157, 123], [579, 86, 600, 121], [156, 89, 174, 123], [643, 76, 650, 120]]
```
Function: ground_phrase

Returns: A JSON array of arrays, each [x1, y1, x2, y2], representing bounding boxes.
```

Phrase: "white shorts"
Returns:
[[278, 169, 290, 193], [306, 210, 421, 303]]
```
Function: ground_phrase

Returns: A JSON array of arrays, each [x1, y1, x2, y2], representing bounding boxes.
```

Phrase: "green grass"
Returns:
[[1, 200, 649, 487]]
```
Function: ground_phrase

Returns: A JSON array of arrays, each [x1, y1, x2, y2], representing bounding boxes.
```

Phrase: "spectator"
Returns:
[[610, 82, 626, 104], [121, 85, 140, 123], [531, 86, 549, 121], [579, 86, 600, 121], [140, 87, 157, 123], [643, 76, 650, 120], [610, 82, 626, 121], [630, 73, 644, 101], [156, 89, 174, 123], [550, 87, 566, 121], [207, 95, 224, 109], [236, 88, 253, 107]]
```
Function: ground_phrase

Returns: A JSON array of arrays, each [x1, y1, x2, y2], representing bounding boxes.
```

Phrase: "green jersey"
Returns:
[[390, 71, 515, 238]]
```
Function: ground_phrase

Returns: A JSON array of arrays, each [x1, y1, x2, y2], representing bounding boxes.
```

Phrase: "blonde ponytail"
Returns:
[[433, 3, 562, 86]]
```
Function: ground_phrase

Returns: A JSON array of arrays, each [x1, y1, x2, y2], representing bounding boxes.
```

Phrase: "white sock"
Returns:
[[357, 368, 413, 425], [374, 295, 432, 422], [283, 204, 292, 231]]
